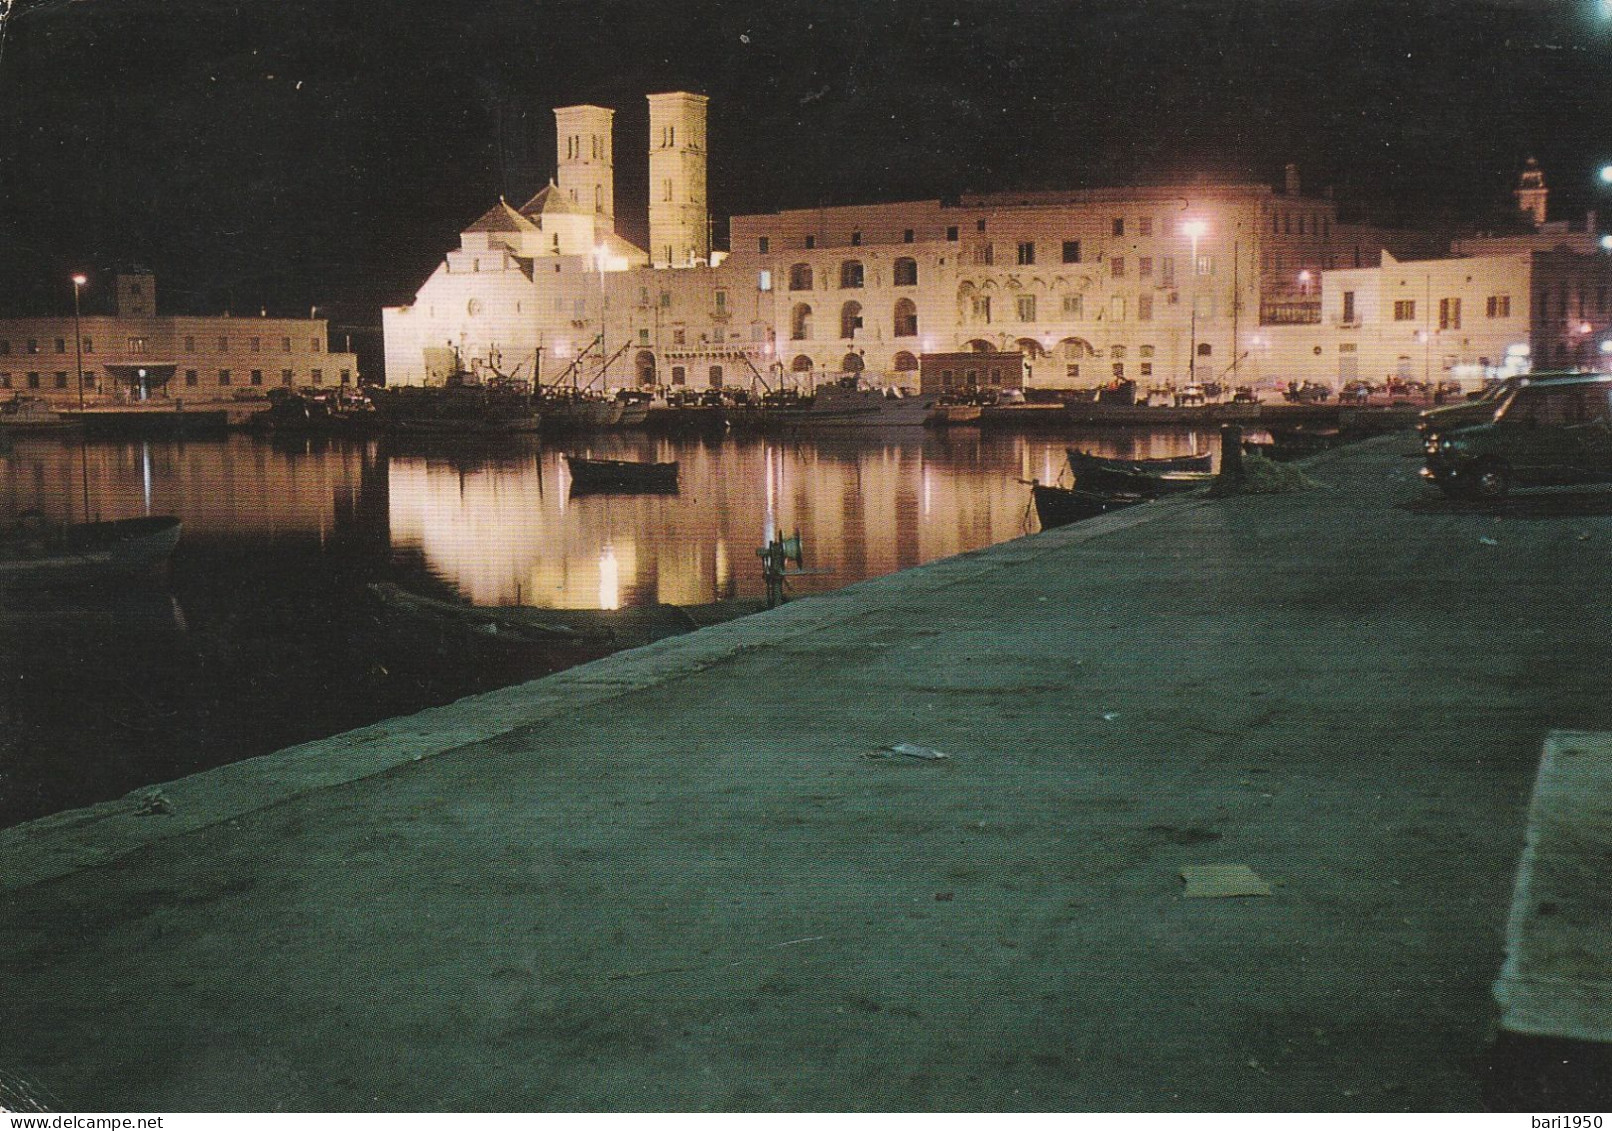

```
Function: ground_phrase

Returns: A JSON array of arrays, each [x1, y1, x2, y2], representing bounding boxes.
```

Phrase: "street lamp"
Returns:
[[1180, 219, 1207, 382], [71, 274, 87, 410]]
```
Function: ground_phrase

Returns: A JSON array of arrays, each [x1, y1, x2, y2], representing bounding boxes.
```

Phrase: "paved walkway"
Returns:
[[5, 434, 1611, 1112]]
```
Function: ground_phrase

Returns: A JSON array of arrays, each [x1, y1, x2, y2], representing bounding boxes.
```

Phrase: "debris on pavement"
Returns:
[[1479, 536, 1499, 546], [131, 789, 174, 817], [868, 742, 950, 761], [1180, 864, 1272, 898]]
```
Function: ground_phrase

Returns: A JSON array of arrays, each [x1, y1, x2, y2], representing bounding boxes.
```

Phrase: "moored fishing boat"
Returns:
[[1066, 447, 1214, 474], [1030, 484, 1147, 530], [0, 514, 182, 588], [1068, 462, 1216, 497], [563, 454, 680, 493]]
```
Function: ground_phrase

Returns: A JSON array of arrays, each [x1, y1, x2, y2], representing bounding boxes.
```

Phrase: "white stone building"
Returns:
[[385, 96, 1608, 397]]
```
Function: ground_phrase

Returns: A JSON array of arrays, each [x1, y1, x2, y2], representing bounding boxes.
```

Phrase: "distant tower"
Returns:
[[1515, 157, 1548, 228], [647, 91, 709, 268], [1284, 162, 1301, 196], [115, 271, 155, 318], [554, 104, 615, 236]]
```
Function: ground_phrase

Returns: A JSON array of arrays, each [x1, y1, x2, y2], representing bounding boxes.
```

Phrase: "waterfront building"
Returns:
[[383, 96, 1605, 396], [0, 272, 360, 405]]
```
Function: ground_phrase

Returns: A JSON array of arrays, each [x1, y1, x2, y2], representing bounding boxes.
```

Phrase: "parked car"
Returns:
[[1421, 372, 1612, 498], [1417, 370, 1586, 437]]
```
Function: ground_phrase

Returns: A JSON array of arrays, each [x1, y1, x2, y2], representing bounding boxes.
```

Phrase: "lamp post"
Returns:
[[1181, 219, 1207, 382], [71, 274, 86, 409]]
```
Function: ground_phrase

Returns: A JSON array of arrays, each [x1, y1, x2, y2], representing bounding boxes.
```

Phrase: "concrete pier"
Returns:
[[4, 434, 1611, 1112]]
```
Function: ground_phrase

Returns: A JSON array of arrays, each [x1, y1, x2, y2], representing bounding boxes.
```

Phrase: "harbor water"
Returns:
[[0, 427, 1218, 826]]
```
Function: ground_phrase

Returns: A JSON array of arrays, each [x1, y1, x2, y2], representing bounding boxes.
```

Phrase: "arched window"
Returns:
[[966, 339, 995, 353], [840, 301, 863, 339], [893, 257, 918, 286], [1015, 337, 1046, 359], [635, 350, 657, 386], [894, 298, 918, 338], [842, 353, 865, 373], [791, 303, 813, 341], [789, 263, 814, 291], [892, 351, 919, 372], [1196, 342, 1213, 357], [840, 260, 865, 289], [791, 354, 814, 373], [709, 365, 724, 387]]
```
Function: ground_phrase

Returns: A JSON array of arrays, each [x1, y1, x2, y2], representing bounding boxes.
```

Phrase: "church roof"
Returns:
[[464, 199, 536, 234], [518, 181, 594, 218]]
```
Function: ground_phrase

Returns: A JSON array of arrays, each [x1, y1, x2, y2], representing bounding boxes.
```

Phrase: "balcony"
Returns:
[[1260, 301, 1321, 326]]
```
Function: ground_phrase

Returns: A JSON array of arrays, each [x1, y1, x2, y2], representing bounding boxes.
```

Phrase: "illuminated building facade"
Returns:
[[0, 272, 359, 404], [384, 97, 1606, 394]]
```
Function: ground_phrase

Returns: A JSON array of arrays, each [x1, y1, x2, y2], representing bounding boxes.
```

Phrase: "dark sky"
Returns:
[[1, 0, 1610, 330]]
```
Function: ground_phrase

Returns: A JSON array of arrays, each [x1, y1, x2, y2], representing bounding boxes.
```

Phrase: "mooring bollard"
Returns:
[[1219, 423, 1244, 482]]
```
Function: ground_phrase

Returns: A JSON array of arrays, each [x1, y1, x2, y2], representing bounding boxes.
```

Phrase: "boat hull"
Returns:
[[564, 456, 680, 493], [1031, 485, 1145, 530], [0, 516, 182, 588]]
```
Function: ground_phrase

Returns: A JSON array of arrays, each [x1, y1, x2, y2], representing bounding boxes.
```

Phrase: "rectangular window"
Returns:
[[1138, 217, 1153, 237], [1487, 294, 1511, 319], [1140, 362, 1153, 377], [1016, 241, 1035, 266], [1111, 345, 1127, 359], [281, 369, 293, 385], [82, 338, 92, 354], [758, 270, 772, 292], [218, 369, 232, 386], [311, 368, 323, 385], [1394, 300, 1416, 322], [715, 290, 727, 309], [1196, 255, 1213, 276], [1112, 362, 1125, 379], [27, 372, 39, 388], [26, 339, 37, 354], [250, 337, 261, 353], [1138, 295, 1153, 321], [1112, 218, 1125, 237], [1110, 257, 1125, 278], [1062, 240, 1081, 264], [903, 229, 915, 244], [975, 243, 994, 266], [671, 365, 686, 386], [1160, 256, 1175, 287], [805, 235, 815, 249], [976, 219, 987, 232], [128, 337, 147, 353], [218, 337, 229, 352], [1110, 296, 1127, 321], [758, 236, 770, 254], [673, 329, 687, 345], [1138, 256, 1153, 278], [1066, 364, 1080, 379], [53, 371, 67, 388], [946, 226, 959, 242], [0, 374, 9, 388], [639, 329, 651, 345], [972, 296, 992, 324], [1342, 291, 1356, 323], [1016, 294, 1036, 322], [250, 369, 263, 386], [54, 338, 65, 354], [851, 231, 861, 247], [1140, 345, 1155, 358], [1063, 294, 1083, 317], [282, 337, 292, 352], [0, 341, 9, 355], [311, 339, 321, 353], [185, 369, 198, 387]]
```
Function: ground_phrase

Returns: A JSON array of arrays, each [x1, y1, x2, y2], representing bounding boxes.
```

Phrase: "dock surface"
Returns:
[[4, 434, 1610, 1112]]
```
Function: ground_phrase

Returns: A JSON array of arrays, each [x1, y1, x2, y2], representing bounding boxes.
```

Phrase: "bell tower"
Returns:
[[1515, 157, 1548, 228], [647, 91, 709, 268], [554, 104, 615, 235]]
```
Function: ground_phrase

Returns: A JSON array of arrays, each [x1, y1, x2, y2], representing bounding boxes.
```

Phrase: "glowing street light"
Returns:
[[1600, 165, 1612, 185], [70, 274, 87, 410]]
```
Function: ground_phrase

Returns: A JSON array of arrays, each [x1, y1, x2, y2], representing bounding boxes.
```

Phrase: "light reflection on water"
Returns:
[[3, 428, 1217, 609]]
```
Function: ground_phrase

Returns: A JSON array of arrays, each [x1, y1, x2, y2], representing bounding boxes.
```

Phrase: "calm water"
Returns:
[[0, 427, 1216, 825]]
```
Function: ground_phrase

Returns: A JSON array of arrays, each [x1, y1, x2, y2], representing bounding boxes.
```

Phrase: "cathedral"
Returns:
[[383, 96, 1612, 395]]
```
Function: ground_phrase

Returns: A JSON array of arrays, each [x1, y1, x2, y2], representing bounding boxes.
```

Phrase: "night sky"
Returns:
[[1, 0, 1610, 348]]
